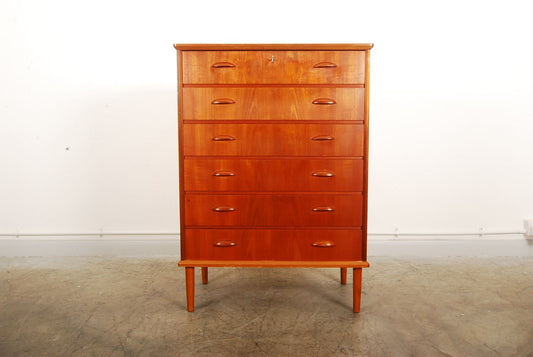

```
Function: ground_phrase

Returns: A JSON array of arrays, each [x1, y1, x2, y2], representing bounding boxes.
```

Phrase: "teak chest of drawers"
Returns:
[[174, 43, 373, 312]]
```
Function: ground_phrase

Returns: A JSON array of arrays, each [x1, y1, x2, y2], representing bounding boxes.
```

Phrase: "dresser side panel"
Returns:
[[362, 49, 371, 262], [176, 49, 187, 259]]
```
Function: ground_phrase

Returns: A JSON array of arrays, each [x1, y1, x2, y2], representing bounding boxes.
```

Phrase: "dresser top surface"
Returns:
[[174, 43, 374, 51]]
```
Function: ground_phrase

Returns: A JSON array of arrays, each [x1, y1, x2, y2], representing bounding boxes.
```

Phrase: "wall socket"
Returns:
[[524, 219, 533, 237]]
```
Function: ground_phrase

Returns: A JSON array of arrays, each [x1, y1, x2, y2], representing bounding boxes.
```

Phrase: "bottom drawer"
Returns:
[[183, 229, 363, 261]]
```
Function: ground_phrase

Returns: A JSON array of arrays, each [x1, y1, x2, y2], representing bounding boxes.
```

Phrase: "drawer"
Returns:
[[183, 229, 363, 261], [183, 123, 364, 157], [182, 87, 364, 120], [184, 194, 363, 227], [181, 51, 365, 84], [184, 159, 363, 192]]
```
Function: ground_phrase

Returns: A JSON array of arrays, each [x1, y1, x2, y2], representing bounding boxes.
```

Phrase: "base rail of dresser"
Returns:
[[178, 260, 369, 268], [178, 260, 369, 313]]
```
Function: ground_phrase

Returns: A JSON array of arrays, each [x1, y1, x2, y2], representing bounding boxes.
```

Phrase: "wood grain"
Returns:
[[179, 260, 370, 268], [183, 123, 364, 157], [174, 44, 374, 51], [184, 158, 363, 192], [184, 193, 363, 227], [182, 229, 364, 261], [182, 50, 365, 84], [182, 87, 364, 120]]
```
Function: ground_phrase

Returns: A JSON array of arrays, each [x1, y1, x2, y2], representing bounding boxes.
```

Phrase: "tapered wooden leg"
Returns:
[[201, 267, 208, 284], [185, 267, 195, 312], [353, 268, 362, 313], [340, 268, 347, 284]]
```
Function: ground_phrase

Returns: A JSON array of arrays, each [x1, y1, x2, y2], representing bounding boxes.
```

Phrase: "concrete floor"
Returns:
[[0, 257, 532, 356]]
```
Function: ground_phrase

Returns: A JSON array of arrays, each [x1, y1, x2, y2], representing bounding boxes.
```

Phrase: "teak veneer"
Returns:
[[174, 43, 373, 312]]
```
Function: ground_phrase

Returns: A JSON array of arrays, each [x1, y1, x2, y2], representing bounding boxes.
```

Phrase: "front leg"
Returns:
[[185, 267, 195, 312], [353, 268, 362, 313]]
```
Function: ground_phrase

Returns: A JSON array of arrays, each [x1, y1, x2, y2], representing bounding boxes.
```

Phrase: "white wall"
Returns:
[[1, 0, 532, 244]]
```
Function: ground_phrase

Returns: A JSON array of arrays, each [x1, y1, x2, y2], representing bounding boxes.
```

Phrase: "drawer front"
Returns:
[[183, 123, 364, 157], [184, 159, 363, 192], [182, 51, 365, 84], [185, 194, 363, 227], [182, 87, 364, 120], [183, 229, 363, 261]]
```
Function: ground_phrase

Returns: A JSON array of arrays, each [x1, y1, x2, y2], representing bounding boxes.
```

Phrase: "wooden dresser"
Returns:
[[174, 43, 373, 312]]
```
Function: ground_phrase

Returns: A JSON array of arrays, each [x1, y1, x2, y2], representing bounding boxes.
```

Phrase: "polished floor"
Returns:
[[0, 256, 532, 356]]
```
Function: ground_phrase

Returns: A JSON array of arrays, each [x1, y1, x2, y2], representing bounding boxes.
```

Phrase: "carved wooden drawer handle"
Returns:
[[211, 98, 236, 105], [213, 206, 235, 212], [313, 62, 337, 68], [312, 98, 336, 105], [312, 240, 335, 248], [212, 135, 236, 141], [311, 135, 335, 141], [312, 171, 335, 177], [312, 206, 335, 212], [214, 240, 237, 247], [212, 62, 236, 68], [213, 170, 235, 177]]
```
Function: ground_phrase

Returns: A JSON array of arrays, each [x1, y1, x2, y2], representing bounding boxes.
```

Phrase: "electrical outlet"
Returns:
[[524, 219, 533, 237]]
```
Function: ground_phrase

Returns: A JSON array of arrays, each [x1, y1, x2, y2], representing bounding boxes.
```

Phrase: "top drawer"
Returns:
[[181, 51, 365, 84]]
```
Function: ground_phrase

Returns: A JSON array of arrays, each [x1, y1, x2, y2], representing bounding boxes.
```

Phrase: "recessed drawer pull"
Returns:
[[312, 170, 335, 177], [211, 98, 236, 105], [311, 135, 335, 141], [211, 62, 236, 68], [312, 98, 336, 105], [213, 170, 236, 177], [214, 240, 237, 247], [213, 206, 235, 212], [312, 206, 335, 212], [212, 135, 236, 141], [313, 62, 337, 68], [312, 240, 335, 248]]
